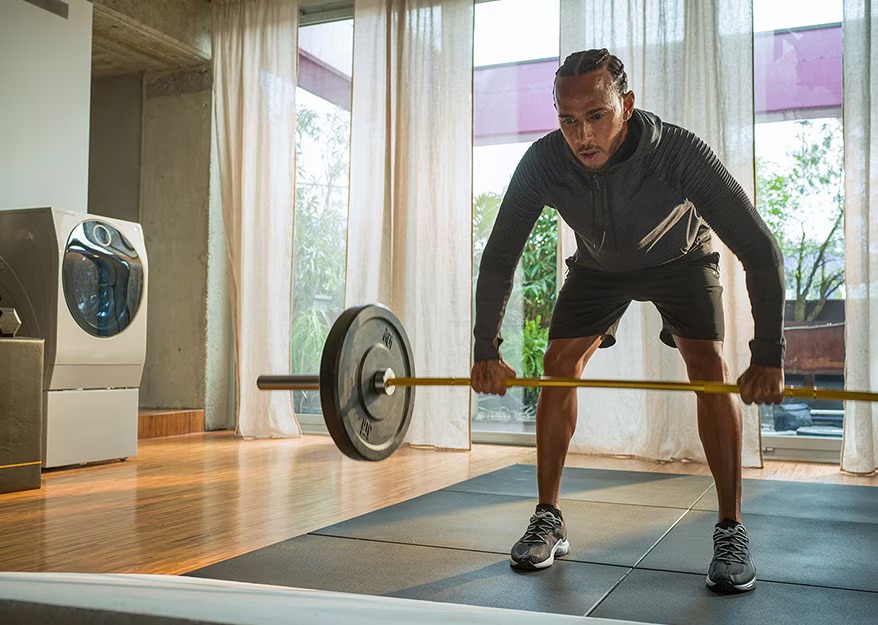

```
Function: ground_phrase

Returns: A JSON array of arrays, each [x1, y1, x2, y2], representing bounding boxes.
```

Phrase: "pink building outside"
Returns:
[[300, 24, 842, 145]]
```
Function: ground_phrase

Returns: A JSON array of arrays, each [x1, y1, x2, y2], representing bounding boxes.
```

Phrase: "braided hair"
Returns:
[[555, 49, 628, 95]]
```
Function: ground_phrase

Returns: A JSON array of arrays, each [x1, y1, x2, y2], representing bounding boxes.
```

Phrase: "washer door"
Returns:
[[62, 221, 145, 338]]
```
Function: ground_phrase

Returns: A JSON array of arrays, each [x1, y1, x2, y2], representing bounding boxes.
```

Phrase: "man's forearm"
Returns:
[[744, 263, 786, 368], [473, 266, 516, 362]]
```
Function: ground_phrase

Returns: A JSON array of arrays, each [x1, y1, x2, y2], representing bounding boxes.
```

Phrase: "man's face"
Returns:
[[554, 69, 635, 171]]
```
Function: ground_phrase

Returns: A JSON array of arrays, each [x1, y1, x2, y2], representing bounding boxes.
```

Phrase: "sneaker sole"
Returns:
[[511, 539, 570, 570], [705, 575, 756, 593]]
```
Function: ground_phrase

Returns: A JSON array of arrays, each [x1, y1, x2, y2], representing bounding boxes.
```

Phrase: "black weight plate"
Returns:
[[319, 304, 415, 461]]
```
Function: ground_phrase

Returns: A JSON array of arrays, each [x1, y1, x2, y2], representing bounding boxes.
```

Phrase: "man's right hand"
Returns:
[[470, 359, 517, 395]]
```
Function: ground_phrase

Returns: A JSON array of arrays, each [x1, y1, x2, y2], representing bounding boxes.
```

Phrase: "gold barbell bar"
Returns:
[[256, 374, 878, 403], [386, 376, 878, 403]]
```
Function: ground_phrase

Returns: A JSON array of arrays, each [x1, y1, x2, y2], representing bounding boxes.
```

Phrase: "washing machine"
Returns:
[[0, 207, 148, 467]]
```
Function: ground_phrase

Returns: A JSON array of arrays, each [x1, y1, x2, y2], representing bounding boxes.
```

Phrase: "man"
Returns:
[[471, 49, 785, 594]]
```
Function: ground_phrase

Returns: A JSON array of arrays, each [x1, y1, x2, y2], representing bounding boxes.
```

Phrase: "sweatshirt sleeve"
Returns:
[[649, 127, 786, 367], [473, 144, 548, 362]]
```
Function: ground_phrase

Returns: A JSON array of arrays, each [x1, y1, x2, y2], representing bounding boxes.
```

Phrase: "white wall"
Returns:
[[0, 0, 93, 213]]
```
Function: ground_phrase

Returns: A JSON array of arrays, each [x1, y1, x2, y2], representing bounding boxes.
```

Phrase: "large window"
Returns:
[[753, 0, 846, 454], [472, 0, 560, 433], [290, 3, 847, 459], [292, 19, 353, 415]]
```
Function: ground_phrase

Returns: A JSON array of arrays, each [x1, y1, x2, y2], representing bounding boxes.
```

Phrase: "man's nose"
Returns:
[[576, 122, 595, 143]]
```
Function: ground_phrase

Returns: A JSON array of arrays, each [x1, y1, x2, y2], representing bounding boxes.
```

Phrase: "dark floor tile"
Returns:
[[639, 510, 878, 592], [186, 534, 629, 616], [693, 478, 878, 524], [590, 568, 878, 625], [445, 464, 713, 509]]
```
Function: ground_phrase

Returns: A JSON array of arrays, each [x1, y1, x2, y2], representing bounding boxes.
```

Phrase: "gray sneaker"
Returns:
[[510, 505, 569, 570], [706, 520, 757, 592]]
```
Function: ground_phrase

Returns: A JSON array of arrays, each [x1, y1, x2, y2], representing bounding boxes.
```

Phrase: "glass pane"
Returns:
[[474, 0, 559, 67], [473, 0, 559, 433], [754, 0, 842, 31], [293, 19, 353, 415], [753, 0, 845, 441], [62, 221, 144, 337]]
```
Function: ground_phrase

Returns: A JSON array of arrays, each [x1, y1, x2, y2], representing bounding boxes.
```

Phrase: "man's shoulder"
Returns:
[[636, 110, 712, 167], [635, 110, 698, 144]]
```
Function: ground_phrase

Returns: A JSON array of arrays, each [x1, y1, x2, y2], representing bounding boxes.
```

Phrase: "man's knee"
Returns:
[[676, 337, 728, 381], [542, 336, 599, 377]]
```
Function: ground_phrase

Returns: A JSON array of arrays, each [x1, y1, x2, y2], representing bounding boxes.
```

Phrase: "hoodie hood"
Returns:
[[560, 108, 664, 173]]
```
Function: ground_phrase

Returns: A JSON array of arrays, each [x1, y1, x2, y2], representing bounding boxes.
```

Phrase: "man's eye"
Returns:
[[591, 113, 605, 121], [561, 118, 576, 125]]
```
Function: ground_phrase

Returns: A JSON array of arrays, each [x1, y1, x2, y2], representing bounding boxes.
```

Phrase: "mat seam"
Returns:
[[583, 482, 713, 617], [307, 531, 638, 570]]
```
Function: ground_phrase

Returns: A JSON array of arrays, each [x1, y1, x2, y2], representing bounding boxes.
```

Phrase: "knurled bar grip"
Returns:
[[256, 374, 878, 403]]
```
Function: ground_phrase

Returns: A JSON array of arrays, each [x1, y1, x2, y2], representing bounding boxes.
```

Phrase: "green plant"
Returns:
[[473, 191, 522, 373], [472, 191, 503, 261], [290, 307, 332, 375], [473, 193, 558, 415], [756, 119, 845, 321], [291, 102, 350, 378], [521, 208, 557, 326], [521, 315, 550, 406]]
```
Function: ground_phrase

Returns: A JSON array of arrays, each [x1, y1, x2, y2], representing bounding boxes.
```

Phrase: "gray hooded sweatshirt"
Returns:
[[474, 109, 785, 367]]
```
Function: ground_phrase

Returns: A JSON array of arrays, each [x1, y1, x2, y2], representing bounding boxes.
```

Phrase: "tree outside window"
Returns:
[[756, 119, 845, 322]]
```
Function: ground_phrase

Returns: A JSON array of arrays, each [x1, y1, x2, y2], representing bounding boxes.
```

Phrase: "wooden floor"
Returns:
[[0, 432, 874, 576]]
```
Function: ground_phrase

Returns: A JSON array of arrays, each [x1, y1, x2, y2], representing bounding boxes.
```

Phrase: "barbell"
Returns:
[[258, 303, 878, 462]]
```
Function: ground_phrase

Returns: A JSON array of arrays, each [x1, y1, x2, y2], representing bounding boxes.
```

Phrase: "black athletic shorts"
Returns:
[[548, 251, 725, 350]]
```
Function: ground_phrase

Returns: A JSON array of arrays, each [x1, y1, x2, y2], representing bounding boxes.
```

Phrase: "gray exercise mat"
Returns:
[[638, 509, 878, 592], [185, 466, 878, 623], [444, 464, 714, 508], [312, 489, 686, 567], [186, 534, 629, 616], [693, 478, 878, 523], [589, 568, 878, 625]]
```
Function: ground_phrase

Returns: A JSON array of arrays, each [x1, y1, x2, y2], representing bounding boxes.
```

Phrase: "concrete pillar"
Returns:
[[138, 67, 212, 413]]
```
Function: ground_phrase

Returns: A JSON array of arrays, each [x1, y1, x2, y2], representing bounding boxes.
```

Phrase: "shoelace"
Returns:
[[520, 510, 559, 544], [713, 526, 750, 564]]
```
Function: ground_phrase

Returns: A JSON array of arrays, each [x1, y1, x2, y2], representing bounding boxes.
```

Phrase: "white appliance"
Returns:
[[0, 207, 148, 467]]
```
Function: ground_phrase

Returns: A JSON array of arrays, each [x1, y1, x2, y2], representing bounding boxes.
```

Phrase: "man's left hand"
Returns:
[[736, 365, 784, 405]]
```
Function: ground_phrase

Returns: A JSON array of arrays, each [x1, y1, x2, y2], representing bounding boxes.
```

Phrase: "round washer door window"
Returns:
[[62, 220, 145, 337]]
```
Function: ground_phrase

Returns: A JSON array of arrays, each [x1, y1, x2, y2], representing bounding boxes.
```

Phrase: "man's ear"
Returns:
[[623, 90, 635, 120]]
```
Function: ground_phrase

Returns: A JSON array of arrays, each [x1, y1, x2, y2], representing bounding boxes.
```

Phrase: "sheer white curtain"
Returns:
[[212, 0, 299, 438], [558, 0, 761, 466], [346, 0, 473, 450], [842, 0, 878, 474]]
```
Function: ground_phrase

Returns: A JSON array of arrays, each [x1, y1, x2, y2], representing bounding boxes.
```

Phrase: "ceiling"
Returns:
[[90, 0, 361, 78], [91, 3, 209, 78]]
